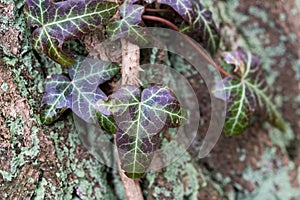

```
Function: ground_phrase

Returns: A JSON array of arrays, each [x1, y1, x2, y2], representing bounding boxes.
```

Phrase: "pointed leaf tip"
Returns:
[[99, 85, 186, 176], [41, 57, 121, 125]]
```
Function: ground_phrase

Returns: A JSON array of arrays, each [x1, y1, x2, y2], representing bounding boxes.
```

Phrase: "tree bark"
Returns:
[[1, 0, 300, 199]]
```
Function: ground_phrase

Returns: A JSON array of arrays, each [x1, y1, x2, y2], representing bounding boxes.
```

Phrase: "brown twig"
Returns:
[[183, 34, 231, 77], [145, 8, 174, 13], [120, 38, 143, 86], [142, 15, 179, 31]]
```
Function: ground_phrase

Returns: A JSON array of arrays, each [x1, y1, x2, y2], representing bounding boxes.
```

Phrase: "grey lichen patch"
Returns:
[[0, 0, 44, 101], [1, 0, 116, 199], [216, 0, 249, 26], [32, 177, 48, 199], [47, 121, 117, 199], [239, 148, 300, 200], [0, 2, 21, 56], [144, 137, 222, 200], [292, 59, 300, 81], [112, 169, 127, 200], [1, 82, 8, 91], [1, 164, 40, 199], [206, 0, 300, 198], [0, 65, 39, 185], [0, 68, 41, 198], [1, 0, 31, 63], [266, 123, 294, 152], [0, 26, 20, 56], [248, 6, 269, 23]]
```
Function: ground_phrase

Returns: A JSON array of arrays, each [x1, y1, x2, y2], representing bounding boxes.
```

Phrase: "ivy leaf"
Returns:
[[106, 2, 146, 43], [99, 85, 186, 136], [180, 2, 220, 55], [146, 1, 219, 55], [24, 0, 118, 66], [96, 112, 117, 134], [144, 0, 155, 4], [41, 57, 121, 125], [157, 0, 194, 23], [190, 2, 220, 55], [98, 85, 186, 177], [214, 48, 287, 136], [216, 77, 256, 136], [116, 128, 160, 178]]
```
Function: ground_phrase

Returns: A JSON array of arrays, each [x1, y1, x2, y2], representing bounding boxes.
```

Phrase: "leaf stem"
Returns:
[[145, 8, 174, 13], [142, 15, 179, 31], [142, 15, 231, 77], [183, 34, 231, 77]]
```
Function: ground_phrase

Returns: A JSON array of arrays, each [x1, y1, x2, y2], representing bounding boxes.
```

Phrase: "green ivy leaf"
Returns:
[[99, 85, 186, 136], [98, 85, 187, 178], [96, 112, 117, 134], [215, 77, 256, 136], [41, 57, 120, 125], [24, 0, 118, 66], [214, 48, 287, 136], [180, 2, 220, 55], [116, 128, 160, 179], [106, 2, 146, 43]]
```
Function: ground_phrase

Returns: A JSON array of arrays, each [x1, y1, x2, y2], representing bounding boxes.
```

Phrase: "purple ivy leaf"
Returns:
[[98, 85, 186, 177], [213, 77, 232, 102], [125, 0, 140, 5], [144, 0, 155, 3], [99, 85, 186, 137], [147, 1, 219, 55], [40, 75, 72, 124], [214, 48, 286, 136], [214, 77, 257, 136], [157, 0, 194, 23], [24, 0, 118, 66], [223, 50, 245, 69], [106, 2, 146, 43], [41, 57, 121, 125], [116, 128, 160, 178], [222, 47, 261, 77], [182, 2, 220, 55]]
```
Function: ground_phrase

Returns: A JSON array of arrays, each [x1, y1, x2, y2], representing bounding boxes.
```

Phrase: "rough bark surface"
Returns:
[[1, 0, 300, 199], [121, 39, 143, 87]]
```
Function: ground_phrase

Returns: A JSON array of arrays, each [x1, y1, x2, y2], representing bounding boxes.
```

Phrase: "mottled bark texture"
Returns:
[[1, 0, 300, 199]]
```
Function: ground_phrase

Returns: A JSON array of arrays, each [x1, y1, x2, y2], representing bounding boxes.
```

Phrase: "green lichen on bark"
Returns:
[[1, 0, 300, 199], [143, 130, 224, 199], [0, 0, 119, 199], [202, 0, 300, 198]]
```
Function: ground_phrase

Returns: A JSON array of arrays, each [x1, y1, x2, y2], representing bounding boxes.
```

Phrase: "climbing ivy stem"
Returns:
[[142, 15, 231, 77]]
